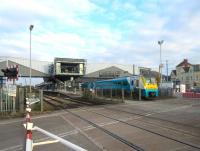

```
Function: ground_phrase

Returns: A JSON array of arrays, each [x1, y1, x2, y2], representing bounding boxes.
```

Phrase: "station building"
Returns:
[[54, 57, 86, 81], [0, 56, 160, 89], [0, 56, 86, 87]]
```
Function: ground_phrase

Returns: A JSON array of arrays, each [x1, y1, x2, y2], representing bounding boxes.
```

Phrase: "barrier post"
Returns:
[[24, 99, 33, 151]]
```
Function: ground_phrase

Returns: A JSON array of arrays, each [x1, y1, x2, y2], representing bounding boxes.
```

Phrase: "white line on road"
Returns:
[[61, 115, 106, 151], [0, 111, 68, 125]]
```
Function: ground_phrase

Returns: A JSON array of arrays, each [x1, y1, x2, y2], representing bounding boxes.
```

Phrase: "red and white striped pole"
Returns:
[[24, 100, 33, 151]]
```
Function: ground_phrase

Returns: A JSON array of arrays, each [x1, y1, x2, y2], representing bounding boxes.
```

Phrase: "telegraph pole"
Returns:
[[166, 60, 168, 82], [139, 75, 141, 101]]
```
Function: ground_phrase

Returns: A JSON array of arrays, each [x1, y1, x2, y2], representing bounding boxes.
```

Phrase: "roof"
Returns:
[[85, 66, 132, 78], [0, 60, 49, 77], [176, 59, 192, 67], [54, 57, 86, 63], [171, 70, 176, 76], [141, 70, 158, 78], [0, 56, 52, 74], [86, 63, 134, 74]]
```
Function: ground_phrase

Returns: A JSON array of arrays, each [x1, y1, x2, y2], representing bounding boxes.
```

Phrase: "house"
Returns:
[[170, 59, 200, 89]]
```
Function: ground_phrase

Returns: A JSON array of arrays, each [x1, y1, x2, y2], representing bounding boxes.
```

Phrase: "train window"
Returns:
[[123, 81, 128, 86], [131, 80, 134, 85]]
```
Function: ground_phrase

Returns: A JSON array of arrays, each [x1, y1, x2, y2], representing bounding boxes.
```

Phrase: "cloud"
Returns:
[[0, 0, 200, 75]]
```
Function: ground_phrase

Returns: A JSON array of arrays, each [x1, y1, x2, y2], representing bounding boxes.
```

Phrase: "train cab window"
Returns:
[[146, 79, 151, 83]]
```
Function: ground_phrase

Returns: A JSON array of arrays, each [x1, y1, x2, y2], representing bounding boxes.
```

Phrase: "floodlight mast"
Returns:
[[158, 40, 164, 86], [29, 25, 34, 93]]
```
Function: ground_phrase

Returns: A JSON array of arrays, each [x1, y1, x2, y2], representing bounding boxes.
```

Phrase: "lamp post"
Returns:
[[158, 40, 164, 87], [29, 25, 34, 93]]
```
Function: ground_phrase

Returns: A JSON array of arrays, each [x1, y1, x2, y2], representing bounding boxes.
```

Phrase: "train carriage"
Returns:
[[82, 76, 158, 99]]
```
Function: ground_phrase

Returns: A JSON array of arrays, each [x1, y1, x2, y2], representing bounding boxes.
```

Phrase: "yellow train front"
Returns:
[[139, 76, 158, 98]]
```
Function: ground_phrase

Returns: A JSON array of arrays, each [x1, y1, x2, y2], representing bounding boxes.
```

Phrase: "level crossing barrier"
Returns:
[[23, 98, 87, 151]]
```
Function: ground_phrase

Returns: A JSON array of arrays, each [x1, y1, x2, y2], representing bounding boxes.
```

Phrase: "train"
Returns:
[[81, 75, 158, 99]]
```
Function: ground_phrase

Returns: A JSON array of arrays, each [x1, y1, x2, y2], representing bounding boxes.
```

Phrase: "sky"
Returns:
[[0, 0, 200, 74]]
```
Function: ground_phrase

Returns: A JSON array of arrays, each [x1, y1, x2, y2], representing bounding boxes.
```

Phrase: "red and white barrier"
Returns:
[[24, 101, 33, 151], [23, 98, 87, 151], [182, 92, 200, 98], [33, 126, 87, 151]]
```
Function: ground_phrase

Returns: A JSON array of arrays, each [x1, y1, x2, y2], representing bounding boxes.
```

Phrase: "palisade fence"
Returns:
[[0, 84, 17, 115], [158, 88, 174, 97], [83, 87, 138, 102], [83, 87, 175, 101], [0, 85, 43, 116]]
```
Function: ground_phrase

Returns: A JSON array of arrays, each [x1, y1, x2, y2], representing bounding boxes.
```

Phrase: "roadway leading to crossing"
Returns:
[[0, 98, 200, 151]]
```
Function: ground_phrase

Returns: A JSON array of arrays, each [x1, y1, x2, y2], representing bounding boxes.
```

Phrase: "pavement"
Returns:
[[0, 97, 200, 151]]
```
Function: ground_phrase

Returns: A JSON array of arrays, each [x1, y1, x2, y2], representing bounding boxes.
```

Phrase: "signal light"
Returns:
[[1, 64, 19, 81]]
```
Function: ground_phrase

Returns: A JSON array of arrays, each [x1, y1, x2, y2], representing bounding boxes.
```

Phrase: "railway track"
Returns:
[[43, 92, 200, 150], [66, 109, 145, 151], [66, 105, 200, 150], [102, 106, 200, 131], [43, 95, 145, 151], [43, 96, 64, 110], [86, 109, 200, 150], [45, 92, 200, 135], [43, 91, 108, 110], [44, 95, 94, 108], [101, 108, 200, 138], [51, 92, 199, 130]]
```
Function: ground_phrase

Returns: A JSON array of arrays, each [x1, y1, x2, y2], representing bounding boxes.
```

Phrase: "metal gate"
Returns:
[[0, 84, 17, 115]]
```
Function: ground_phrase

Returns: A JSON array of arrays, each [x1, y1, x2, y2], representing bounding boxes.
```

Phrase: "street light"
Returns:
[[29, 25, 34, 93], [158, 40, 164, 87]]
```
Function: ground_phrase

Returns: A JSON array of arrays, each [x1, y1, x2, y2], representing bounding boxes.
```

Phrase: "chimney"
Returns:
[[183, 59, 188, 63]]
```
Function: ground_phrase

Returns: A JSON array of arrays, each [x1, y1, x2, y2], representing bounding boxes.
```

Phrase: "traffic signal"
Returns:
[[1, 65, 19, 81]]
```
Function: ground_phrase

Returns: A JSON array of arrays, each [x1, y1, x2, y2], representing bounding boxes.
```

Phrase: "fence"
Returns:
[[83, 88, 142, 102], [182, 92, 200, 98], [0, 85, 43, 115], [0, 84, 17, 115], [158, 88, 174, 98]]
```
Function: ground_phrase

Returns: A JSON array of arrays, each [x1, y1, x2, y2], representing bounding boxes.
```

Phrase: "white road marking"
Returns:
[[0, 111, 68, 125], [61, 115, 106, 151], [0, 145, 22, 151]]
